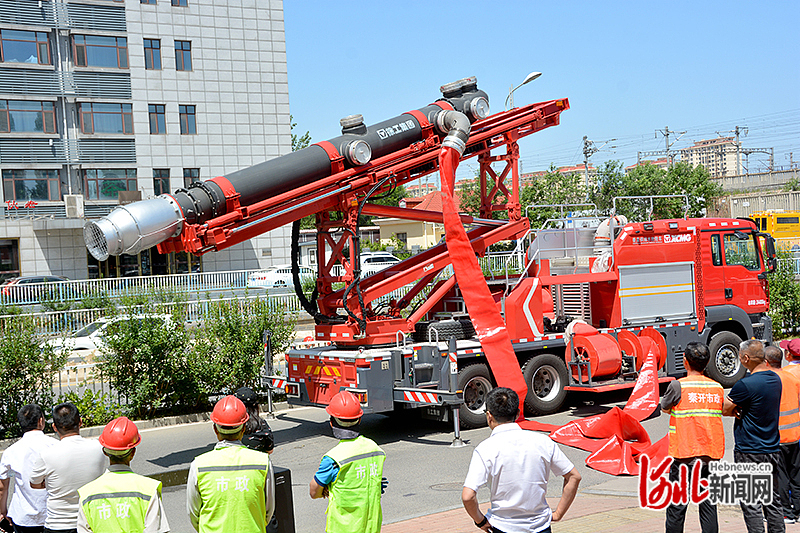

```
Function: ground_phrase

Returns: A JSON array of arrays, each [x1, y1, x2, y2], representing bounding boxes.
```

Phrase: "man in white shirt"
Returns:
[[0, 405, 57, 533], [462, 387, 581, 533], [29, 403, 107, 533]]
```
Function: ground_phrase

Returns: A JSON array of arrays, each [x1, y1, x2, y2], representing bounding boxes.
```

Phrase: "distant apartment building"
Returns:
[[680, 137, 738, 178], [0, 0, 290, 280], [625, 157, 670, 173]]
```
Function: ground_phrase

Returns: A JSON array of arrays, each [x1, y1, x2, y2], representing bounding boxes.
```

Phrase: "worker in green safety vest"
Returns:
[[310, 390, 386, 533], [77, 417, 169, 533], [187, 395, 274, 533]]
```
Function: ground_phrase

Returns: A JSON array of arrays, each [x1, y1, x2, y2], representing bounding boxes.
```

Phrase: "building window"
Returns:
[[0, 30, 50, 65], [153, 169, 170, 195], [2, 169, 60, 202], [143, 39, 161, 70], [171, 0, 188, 6], [83, 169, 137, 200], [79, 103, 133, 134], [148, 104, 166, 134], [73, 35, 128, 69], [140, 0, 156, 4], [183, 168, 200, 188], [0, 100, 56, 133], [175, 40, 192, 71], [179, 105, 196, 134]]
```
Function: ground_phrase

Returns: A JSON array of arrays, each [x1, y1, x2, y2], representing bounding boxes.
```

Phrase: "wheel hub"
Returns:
[[463, 376, 491, 413], [532, 365, 561, 402], [716, 344, 740, 377]]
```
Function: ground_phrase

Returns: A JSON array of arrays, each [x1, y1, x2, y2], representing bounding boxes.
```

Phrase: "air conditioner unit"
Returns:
[[65, 194, 84, 218]]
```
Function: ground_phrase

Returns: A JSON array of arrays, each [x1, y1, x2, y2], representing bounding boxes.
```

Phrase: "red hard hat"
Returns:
[[211, 395, 249, 427], [99, 416, 141, 451], [326, 390, 363, 420]]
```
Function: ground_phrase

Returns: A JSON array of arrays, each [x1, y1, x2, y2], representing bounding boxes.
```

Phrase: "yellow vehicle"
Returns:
[[751, 210, 800, 250]]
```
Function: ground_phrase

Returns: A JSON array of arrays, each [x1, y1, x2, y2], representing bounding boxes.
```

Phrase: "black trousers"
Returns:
[[778, 442, 800, 521], [12, 526, 44, 533], [665, 457, 719, 533], [735, 450, 785, 533]]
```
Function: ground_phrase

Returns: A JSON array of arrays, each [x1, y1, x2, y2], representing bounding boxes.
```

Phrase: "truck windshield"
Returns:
[[723, 233, 760, 270]]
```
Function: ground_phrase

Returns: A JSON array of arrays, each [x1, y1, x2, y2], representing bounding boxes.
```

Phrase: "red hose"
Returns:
[[438, 146, 528, 415]]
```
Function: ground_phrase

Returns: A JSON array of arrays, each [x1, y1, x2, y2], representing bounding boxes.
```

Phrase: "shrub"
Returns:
[[769, 251, 800, 336], [58, 388, 121, 428], [97, 306, 201, 418], [190, 296, 295, 395], [0, 316, 66, 438]]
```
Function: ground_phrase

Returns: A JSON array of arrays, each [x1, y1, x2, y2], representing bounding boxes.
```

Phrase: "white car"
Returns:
[[360, 252, 401, 276], [45, 314, 173, 360], [247, 265, 315, 290]]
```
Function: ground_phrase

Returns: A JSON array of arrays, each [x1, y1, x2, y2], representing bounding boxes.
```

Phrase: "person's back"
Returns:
[[777, 369, 800, 444], [729, 368, 782, 453], [29, 402, 107, 532], [0, 404, 56, 531]]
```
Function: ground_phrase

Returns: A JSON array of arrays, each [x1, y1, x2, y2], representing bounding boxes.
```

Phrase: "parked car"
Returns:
[[1, 275, 69, 301], [247, 265, 315, 290], [45, 314, 173, 360], [360, 252, 400, 275]]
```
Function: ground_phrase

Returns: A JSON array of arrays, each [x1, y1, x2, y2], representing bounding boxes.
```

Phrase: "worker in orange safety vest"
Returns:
[[766, 344, 800, 523], [660, 342, 724, 533]]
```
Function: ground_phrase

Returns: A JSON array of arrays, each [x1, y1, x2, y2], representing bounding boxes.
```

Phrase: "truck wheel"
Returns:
[[458, 363, 494, 428], [706, 331, 746, 387], [521, 354, 569, 415], [414, 320, 468, 342]]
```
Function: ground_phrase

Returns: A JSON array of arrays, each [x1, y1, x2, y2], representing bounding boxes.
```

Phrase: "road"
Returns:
[[127, 385, 739, 533]]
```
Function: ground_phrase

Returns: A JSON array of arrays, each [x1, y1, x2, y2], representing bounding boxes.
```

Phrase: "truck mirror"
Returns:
[[733, 230, 749, 241]]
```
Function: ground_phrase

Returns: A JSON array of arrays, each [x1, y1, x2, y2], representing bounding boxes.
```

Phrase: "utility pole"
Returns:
[[582, 136, 614, 200], [655, 126, 686, 168]]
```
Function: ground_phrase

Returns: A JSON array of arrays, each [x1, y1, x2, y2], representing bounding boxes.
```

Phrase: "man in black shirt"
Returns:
[[723, 339, 785, 533]]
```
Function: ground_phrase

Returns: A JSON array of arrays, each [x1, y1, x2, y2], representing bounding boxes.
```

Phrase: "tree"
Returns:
[[592, 160, 722, 221], [290, 114, 311, 152]]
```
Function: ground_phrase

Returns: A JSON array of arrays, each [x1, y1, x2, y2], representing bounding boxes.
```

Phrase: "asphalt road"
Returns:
[[126, 384, 739, 533]]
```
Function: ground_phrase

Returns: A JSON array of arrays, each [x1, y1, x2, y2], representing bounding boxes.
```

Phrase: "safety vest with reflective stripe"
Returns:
[[78, 469, 161, 533], [324, 435, 385, 533], [194, 445, 270, 533], [668, 376, 725, 459], [777, 369, 800, 444]]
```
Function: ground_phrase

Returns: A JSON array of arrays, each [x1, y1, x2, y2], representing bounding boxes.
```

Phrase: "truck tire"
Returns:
[[458, 363, 494, 428], [521, 354, 569, 415], [414, 319, 468, 342], [706, 331, 746, 387]]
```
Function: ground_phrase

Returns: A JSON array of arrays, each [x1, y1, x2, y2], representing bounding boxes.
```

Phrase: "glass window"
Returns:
[[148, 104, 166, 134], [777, 217, 800, 225], [2, 169, 60, 201], [0, 30, 50, 65], [171, 0, 188, 6], [73, 35, 128, 69], [0, 239, 20, 281], [723, 233, 760, 270], [183, 168, 200, 188], [140, 0, 156, 4], [179, 105, 196, 134], [153, 169, 170, 195], [83, 169, 137, 200], [143, 39, 161, 70], [0, 100, 56, 133], [79, 103, 133, 134], [710, 234, 722, 266], [175, 40, 192, 71]]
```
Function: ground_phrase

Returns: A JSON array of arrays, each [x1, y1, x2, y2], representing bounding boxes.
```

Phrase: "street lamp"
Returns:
[[504, 71, 542, 110]]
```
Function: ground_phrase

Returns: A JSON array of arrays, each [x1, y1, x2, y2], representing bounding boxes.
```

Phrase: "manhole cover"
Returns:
[[429, 482, 464, 491]]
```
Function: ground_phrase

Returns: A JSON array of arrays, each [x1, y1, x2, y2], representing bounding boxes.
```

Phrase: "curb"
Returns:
[[0, 401, 292, 453]]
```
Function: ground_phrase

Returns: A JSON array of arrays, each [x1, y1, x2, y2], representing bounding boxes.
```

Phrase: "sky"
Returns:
[[283, 1, 799, 184]]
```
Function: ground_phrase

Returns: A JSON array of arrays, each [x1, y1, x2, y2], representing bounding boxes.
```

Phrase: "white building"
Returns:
[[0, 0, 290, 280], [680, 137, 739, 178]]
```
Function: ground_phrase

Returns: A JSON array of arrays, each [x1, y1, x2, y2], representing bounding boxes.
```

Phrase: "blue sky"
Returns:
[[283, 1, 799, 182]]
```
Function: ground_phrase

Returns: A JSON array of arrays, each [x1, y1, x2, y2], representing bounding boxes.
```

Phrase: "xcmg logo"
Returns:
[[664, 233, 692, 243]]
